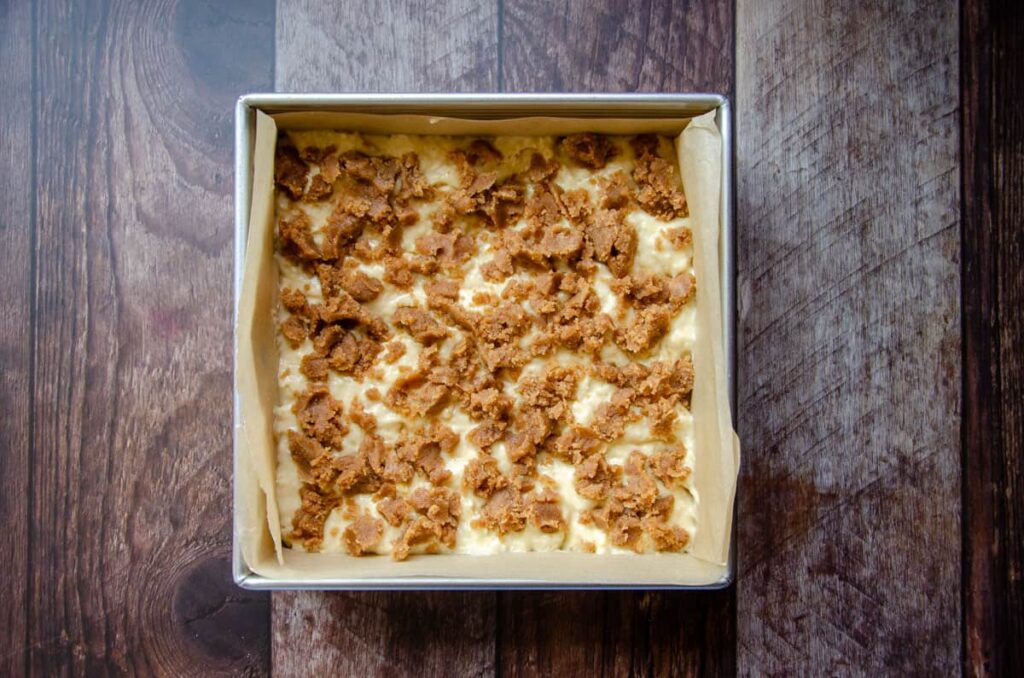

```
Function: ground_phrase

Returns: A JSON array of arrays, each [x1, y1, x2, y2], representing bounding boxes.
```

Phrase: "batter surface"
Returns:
[[272, 130, 698, 559]]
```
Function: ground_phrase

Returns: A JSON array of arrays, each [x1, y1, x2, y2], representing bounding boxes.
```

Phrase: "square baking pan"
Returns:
[[233, 93, 736, 590]]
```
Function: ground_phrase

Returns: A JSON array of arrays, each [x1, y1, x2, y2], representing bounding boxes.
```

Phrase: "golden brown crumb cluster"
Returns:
[[273, 131, 696, 559]]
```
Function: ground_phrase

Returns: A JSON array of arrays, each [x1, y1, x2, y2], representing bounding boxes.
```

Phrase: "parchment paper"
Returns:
[[235, 109, 739, 585]]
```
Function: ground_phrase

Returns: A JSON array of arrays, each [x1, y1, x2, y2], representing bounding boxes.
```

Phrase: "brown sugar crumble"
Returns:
[[273, 131, 699, 558]]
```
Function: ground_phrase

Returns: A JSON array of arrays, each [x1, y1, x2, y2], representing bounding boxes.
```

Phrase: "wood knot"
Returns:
[[170, 553, 269, 667]]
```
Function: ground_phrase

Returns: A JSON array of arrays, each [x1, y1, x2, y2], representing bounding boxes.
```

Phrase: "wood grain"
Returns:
[[274, 591, 496, 675], [499, 591, 734, 677], [962, 0, 1024, 674], [0, 0, 999, 675], [276, 0, 498, 92], [271, 1, 499, 675], [735, 0, 961, 673], [499, 1, 735, 676], [0, 1, 33, 675], [27, 0, 273, 674], [502, 0, 732, 93]]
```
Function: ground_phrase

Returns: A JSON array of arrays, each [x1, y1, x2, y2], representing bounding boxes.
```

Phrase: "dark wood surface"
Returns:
[[735, 1, 962, 673], [3, 0, 274, 675], [963, 0, 1024, 675], [1, 2, 33, 676], [0, 0, 1019, 675]]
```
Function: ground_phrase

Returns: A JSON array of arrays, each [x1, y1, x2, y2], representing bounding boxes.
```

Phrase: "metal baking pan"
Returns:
[[233, 93, 736, 590]]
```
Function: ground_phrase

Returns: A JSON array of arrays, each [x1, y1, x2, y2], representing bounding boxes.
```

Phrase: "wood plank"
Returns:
[[28, 0, 274, 674], [500, 1, 735, 675], [0, 1, 33, 675], [274, 591, 497, 675], [272, 2, 499, 675], [734, 1, 960, 673], [276, 0, 499, 92], [499, 591, 734, 677], [502, 0, 732, 93], [962, 0, 1024, 674]]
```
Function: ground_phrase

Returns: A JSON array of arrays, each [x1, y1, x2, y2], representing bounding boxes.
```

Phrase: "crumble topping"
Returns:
[[272, 131, 697, 559]]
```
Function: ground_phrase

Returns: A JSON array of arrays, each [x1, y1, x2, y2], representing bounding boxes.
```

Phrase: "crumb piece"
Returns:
[[574, 450, 616, 500], [647, 398, 678, 440], [590, 388, 638, 441], [468, 419, 507, 449], [349, 398, 377, 432], [527, 488, 565, 532], [615, 451, 659, 514], [281, 287, 310, 315], [300, 352, 329, 381], [468, 139, 503, 165], [392, 487, 461, 560], [395, 152, 432, 203], [278, 212, 320, 262], [472, 291, 496, 306], [462, 455, 508, 498], [343, 515, 384, 556], [381, 341, 406, 365], [304, 174, 333, 202], [315, 290, 390, 341], [561, 133, 615, 169], [475, 302, 532, 371], [475, 487, 527, 535], [631, 136, 688, 220], [393, 306, 449, 344], [377, 496, 411, 527], [275, 145, 309, 200], [386, 373, 449, 418], [667, 226, 693, 249], [415, 230, 477, 267], [391, 518, 433, 561], [614, 305, 673, 354], [321, 208, 365, 261], [341, 269, 384, 302], [553, 426, 603, 464], [290, 485, 337, 550], [648, 446, 692, 487], [293, 386, 347, 449], [642, 518, 690, 552], [523, 152, 560, 183], [281, 315, 308, 348], [426, 295, 479, 333], [320, 151, 341, 183], [481, 249, 514, 282], [424, 278, 461, 301], [394, 423, 458, 485], [287, 430, 325, 471], [649, 494, 674, 522], [317, 448, 379, 495], [598, 171, 634, 209], [668, 272, 697, 306], [588, 209, 636, 278], [445, 149, 527, 229], [468, 387, 514, 420]]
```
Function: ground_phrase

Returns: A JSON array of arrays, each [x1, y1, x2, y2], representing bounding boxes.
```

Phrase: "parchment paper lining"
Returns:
[[235, 109, 739, 585]]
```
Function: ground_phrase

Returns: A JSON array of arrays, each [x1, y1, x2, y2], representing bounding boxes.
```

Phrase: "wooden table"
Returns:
[[1, 0, 1019, 674]]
